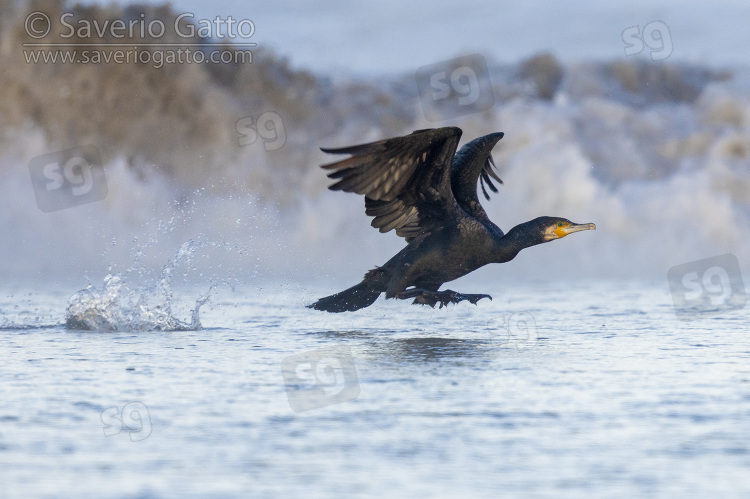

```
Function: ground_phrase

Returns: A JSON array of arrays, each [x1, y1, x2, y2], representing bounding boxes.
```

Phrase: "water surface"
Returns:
[[1, 281, 748, 498]]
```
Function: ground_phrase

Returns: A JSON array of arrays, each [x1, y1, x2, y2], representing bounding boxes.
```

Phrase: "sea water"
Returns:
[[1, 276, 749, 498], [3, 2, 750, 496]]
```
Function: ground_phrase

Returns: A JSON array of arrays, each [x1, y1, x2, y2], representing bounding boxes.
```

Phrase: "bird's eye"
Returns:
[[557, 222, 563, 227]]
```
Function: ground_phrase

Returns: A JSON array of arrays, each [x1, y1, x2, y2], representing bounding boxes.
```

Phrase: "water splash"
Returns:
[[65, 240, 232, 331]]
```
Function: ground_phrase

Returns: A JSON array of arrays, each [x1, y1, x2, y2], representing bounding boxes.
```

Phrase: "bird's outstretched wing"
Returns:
[[449, 132, 505, 227], [321, 127, 463, 242]]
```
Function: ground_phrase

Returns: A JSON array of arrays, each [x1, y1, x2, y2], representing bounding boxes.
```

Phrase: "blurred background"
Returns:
[[1, 0, 749, 292]]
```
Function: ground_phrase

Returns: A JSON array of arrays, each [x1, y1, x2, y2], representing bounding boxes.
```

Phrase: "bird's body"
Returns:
[[378, 222, 490, 295], [309, 127, 595, 312]]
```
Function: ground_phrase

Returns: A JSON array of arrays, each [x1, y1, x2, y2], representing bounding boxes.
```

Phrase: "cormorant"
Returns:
[[308, 127, 595, 312]]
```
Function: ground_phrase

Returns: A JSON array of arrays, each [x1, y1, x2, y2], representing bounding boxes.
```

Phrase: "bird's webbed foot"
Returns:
[[396, 288, 492, 308]]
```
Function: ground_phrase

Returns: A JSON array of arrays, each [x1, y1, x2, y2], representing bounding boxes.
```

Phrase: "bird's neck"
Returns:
[[493, 221, 545, 263]]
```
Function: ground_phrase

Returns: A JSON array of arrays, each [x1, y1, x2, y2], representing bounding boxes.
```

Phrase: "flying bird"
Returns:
[[308, 127, 595, 312]]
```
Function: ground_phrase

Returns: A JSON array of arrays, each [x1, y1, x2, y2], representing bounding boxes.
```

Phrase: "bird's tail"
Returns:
[[307, 269, 385, 313]]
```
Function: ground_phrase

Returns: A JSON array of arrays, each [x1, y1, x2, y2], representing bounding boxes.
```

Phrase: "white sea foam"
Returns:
[[3, 77, 749, 290], [1, 2, 748, 289]]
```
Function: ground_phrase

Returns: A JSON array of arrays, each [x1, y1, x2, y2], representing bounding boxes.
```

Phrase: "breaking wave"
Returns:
[[1, 0, 749, 293]]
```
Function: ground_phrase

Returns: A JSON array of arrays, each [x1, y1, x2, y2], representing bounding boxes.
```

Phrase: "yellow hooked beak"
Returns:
[[554, 222, 596, 238]]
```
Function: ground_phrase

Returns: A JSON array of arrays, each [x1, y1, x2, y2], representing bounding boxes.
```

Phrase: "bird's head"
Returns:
[[537, 216, 596, 242], [503, 216, 597, 260]]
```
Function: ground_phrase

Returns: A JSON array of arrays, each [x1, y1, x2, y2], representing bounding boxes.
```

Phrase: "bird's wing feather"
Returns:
[[478, 153, 504, 201], [321, 127, 463, 241], [450, 132, 504, 205]]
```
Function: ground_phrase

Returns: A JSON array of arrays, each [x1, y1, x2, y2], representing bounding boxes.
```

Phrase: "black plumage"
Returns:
[[309, 127, 595, 312]]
